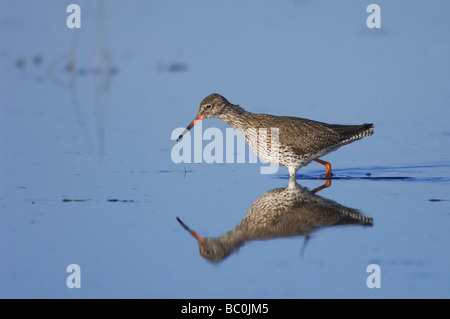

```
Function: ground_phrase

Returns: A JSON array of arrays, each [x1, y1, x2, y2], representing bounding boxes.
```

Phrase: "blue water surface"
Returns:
[[1, 0, 449, 298]]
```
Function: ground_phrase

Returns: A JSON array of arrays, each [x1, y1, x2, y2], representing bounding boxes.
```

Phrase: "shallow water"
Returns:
[[1, 1, 449, 298]]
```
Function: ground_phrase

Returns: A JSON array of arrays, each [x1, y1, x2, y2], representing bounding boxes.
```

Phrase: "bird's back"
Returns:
[[233, 112, 373, 167]]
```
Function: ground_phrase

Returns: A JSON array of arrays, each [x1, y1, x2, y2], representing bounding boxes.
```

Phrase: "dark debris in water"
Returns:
[[62, 198, 135, 203], [15, 55, 43, 68], [33, 54, 42, 65], [107, 199, 135, 203], [158, 62, 188, 73], [361, 176, 411, 180], [15, 58, 25, 68], [62, 198, 88, 202]]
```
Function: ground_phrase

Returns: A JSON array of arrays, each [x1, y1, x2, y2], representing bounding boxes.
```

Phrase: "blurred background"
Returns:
[[1, 0, 449, 298]]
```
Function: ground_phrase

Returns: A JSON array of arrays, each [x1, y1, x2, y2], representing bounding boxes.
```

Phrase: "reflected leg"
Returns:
[[312, 179, 332, 194]]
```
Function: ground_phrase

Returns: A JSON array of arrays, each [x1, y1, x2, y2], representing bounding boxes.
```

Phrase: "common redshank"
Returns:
[[177, 93, 373, 179], [177, 180, 373, 262]]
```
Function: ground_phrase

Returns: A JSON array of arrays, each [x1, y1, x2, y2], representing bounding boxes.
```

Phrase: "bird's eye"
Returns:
[[205, 104, 212, 109]]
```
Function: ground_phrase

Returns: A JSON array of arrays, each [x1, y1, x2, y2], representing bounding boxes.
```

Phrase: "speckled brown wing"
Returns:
[[275, 117, 342, 155]]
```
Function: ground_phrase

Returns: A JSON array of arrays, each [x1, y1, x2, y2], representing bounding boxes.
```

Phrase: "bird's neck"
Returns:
[[218, 104, 252, 130]]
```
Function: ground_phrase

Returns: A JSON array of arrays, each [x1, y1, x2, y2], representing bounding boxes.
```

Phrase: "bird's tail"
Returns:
[[331, 123, 374, 143]]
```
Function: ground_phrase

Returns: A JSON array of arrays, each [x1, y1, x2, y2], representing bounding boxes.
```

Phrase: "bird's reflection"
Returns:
[[177, 180, 373, 263]]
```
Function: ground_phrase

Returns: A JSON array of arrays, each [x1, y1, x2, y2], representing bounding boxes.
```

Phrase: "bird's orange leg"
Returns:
[[314, 158, 332, 178], [312, 179, 332, 194]]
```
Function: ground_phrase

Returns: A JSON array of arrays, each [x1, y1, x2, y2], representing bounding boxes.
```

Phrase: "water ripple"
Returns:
[[277, 161, 450, 183]]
